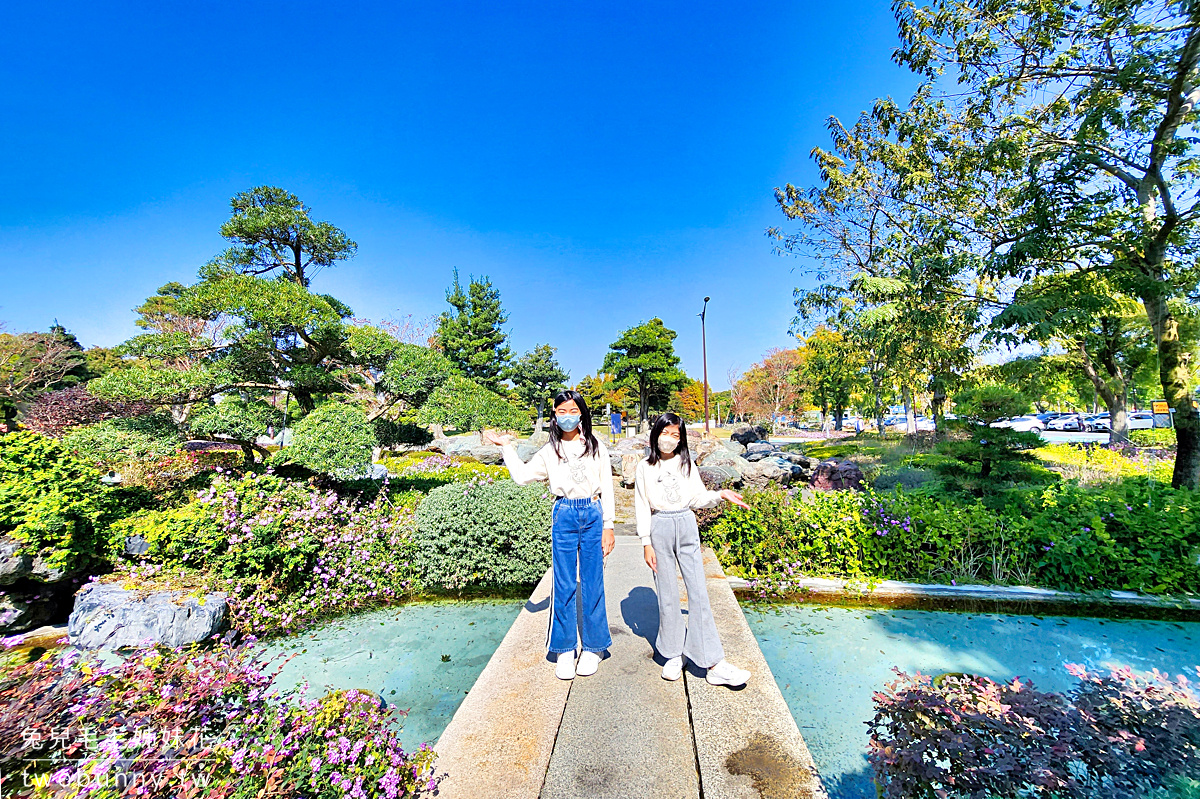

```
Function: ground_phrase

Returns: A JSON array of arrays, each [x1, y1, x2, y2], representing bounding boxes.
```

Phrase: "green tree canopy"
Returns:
[[214, 186, 357, 287], [416, 375, 528, 434], [508, 344, 569, 430], [601, 319, 689, 424], [434, 270, 513, 390]]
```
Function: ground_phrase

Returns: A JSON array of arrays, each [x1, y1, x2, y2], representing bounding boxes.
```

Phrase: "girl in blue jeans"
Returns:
[[484, 390, 616, 680]]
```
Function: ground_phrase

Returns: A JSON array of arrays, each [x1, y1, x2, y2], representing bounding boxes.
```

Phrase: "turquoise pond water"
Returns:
[[744, 604, 1200, 799], [258, 600, 522, 752]]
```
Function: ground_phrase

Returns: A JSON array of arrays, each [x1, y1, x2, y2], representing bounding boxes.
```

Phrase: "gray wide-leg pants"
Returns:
[[650, 508, 725, 669]]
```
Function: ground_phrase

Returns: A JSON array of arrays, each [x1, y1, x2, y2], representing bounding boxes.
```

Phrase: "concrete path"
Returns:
[[434, 523, 826, 799]]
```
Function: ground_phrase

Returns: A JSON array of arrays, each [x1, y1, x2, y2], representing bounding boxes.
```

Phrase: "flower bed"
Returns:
[[0, 638, 437, 798], [870, 665, 1200, 798]]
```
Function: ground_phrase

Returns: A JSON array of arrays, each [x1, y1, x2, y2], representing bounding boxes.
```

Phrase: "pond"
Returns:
[[259, 599, 522, 752], [745, 604, 1200, 799]]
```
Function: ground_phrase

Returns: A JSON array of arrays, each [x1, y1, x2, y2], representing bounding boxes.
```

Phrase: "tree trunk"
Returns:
[[931, 378, 947, 433], [2, 405, 16, 433], [1143, 292, 1200, 488], [535, 398, 545, 433], [834, 406, 844, 431], [902, 385, 917, 436], [293, 389, 316, 413], [872, 373, 885, 439], [1076, 341, 1128, 444]]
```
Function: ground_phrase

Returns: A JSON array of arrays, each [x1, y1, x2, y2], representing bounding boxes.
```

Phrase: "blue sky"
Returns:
[[0, 1, 917, 390]]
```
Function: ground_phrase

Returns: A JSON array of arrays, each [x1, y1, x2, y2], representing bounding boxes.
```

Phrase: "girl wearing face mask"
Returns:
[[483, 390, 616, 680], [635, 412, 753, 686]]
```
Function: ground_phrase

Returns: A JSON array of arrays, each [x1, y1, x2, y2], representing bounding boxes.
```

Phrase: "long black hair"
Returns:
[[648, 412, 692, 476], [548, 389, 600, 460]]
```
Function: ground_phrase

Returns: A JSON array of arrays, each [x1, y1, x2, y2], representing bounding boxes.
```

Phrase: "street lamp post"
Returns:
[[699, 296, 710, 436]]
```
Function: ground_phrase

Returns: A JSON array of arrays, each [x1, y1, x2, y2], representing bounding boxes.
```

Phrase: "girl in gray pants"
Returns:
[[634, 413, 752, 686]]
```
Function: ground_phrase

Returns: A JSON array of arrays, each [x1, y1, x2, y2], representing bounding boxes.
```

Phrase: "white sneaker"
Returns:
[[705, 660, 750, 687], [661, 656, 683, 681], [576, 651, 601, 677], [555, 651, 576, 680]]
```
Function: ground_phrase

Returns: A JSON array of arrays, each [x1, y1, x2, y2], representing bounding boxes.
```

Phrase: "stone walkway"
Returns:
[[434, 525, 827, 799]]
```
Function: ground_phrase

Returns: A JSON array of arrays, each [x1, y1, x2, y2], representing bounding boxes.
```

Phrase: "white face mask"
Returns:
[[658, 435, 680, 453]]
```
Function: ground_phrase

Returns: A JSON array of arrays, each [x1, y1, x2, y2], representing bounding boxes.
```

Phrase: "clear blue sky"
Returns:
[[0, 1, 917, 390]]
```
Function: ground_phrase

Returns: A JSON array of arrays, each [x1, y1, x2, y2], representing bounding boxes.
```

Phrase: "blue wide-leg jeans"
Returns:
[[547, 497, 612, 655]]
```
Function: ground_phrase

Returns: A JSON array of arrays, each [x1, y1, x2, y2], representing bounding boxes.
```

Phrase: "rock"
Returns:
[[609, 452, 623, 476], [124, 536, 151, 557], [808, 459, 867, 493], [697, 449, 745, 472], [0, 593, 59, 633], [612, 435, 650, 453], [740, 460, 789, 490], [730, 423, 768, 447], [529, 431, 551, 448], [777, 452, 820, 469], [745, 441, 777, 456], [690, 437, 722, 463], [743, 451, 769, 463], [68, 583, 229, 650], [620, 454, 642, 488], [516, 442, 540, 461], [699, 465, 742, 489], [429, 434, 503, 464], [720, 440, 747, 456], [0, 536, 71, 585]]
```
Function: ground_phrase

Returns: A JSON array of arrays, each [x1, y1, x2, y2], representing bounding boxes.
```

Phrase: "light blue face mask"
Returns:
[[555, 413, 582, 432]]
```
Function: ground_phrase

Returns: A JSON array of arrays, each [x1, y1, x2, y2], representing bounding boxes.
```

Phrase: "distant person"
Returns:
[[635, 412, 753, 686], [854, 416, 863, 434], [484, 390, 616, 681]]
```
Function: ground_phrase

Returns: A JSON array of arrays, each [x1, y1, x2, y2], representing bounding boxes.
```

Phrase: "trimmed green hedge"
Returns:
[[704, 481, 1200, 595], [413, 479, 553, 589]]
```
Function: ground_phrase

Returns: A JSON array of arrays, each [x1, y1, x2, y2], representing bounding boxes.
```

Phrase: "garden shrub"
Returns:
[[1039, 442, 1173, 484], [1009, 481, 1200, 594], [872, 465, 939, 492], [705, 481, 1200, 595], [373, 417, 433, 447], [110, 471, 423, 635], [1131, 427, 1178, 448], [0, 640, 437, 797], [273, 403, 375, 476], [60, 413, 182, 465], [869, 665, 1200, 799], [0, 432, 120, 573], [413, 478, 553, 589]]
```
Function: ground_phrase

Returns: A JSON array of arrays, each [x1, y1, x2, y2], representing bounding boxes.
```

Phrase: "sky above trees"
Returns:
[[0, 0, 916, 389]]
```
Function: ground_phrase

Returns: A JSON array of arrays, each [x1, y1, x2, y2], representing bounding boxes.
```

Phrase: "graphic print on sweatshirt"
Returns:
[[657, 471, 681, 503]]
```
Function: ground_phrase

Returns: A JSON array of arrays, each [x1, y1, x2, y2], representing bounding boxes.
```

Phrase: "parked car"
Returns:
[[1000, 415, 1045, 432], [1036, 412, 1066, 423], [1047, 414, 1089, 432], [1094, 411, 1156, 431]]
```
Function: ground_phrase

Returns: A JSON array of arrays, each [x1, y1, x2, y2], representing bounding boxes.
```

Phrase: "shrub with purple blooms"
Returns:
[[107, 471, 424, 636], [869, 665, 1200, 799], [0, 639, 437, 798]]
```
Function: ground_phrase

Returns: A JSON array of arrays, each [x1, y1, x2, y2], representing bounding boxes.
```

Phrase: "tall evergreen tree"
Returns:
[[435, 270, 513, 390], [507, 344, 569, 431], [602, 319, 689, 424]]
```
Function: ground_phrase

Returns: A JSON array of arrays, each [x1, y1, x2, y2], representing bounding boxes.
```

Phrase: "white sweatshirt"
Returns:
[[634, 455, 723, 545], [500, 437, 616, 526]]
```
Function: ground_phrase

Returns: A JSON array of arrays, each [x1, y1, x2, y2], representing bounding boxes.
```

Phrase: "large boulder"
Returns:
[[730, 423, 769, 447], [0, 536, 71, 585], [808, 459, 867, 493], [429, 434, 503, 464], [745, 441, 777, 456], [620, 454, 642, 487], [699, 465, 742, 489], [690, 437, 722, 464], [68, 583, 229, 650], [740, 460, 789, 490], [528, 431, 551, 448], [0, 593, 60, 633], [697, 448, 745, 472]]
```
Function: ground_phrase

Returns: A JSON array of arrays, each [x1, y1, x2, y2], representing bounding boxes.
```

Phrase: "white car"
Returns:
[[994, 415, 1045, 432], [1047, 414, 1089, 432], [1090, 412, 1154, 431]]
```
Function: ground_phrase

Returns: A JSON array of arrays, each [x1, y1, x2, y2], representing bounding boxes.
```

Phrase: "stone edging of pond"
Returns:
[[728, 575, 1200, 620]]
